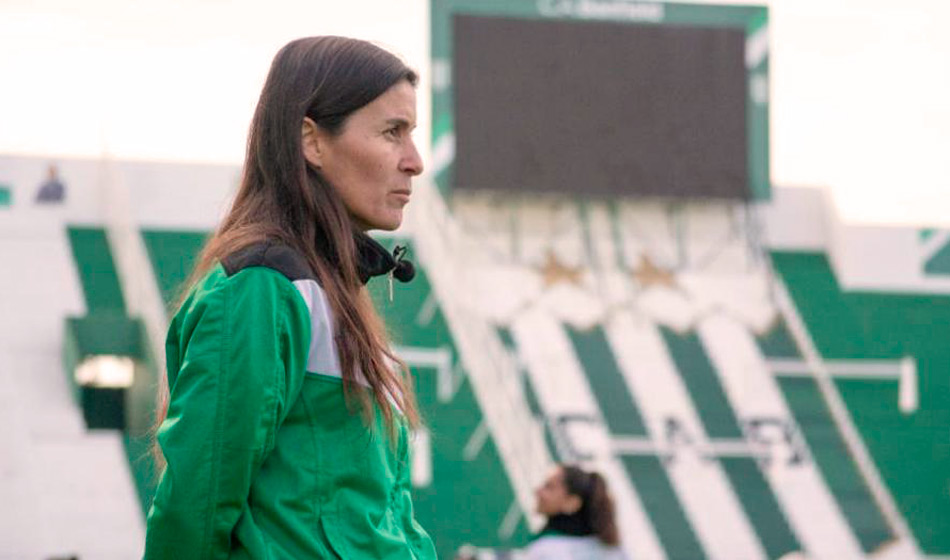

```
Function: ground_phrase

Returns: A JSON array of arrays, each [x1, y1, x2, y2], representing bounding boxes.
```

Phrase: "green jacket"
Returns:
[[144, 243, 436, 559]]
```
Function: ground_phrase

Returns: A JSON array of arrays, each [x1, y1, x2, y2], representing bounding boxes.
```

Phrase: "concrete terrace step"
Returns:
[[0, 211, 144, 559]]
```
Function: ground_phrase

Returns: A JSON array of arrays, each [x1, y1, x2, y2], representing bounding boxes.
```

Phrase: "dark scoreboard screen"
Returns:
[[452, 14, 749, 200]]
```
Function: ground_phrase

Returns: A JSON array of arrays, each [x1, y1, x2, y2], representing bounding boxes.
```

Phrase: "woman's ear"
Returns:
[[301, 117, 323, 169], [562, 495, 582, 515]]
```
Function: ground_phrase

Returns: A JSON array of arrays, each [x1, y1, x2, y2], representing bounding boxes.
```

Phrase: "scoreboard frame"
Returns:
[[430, 0, 771, 201]]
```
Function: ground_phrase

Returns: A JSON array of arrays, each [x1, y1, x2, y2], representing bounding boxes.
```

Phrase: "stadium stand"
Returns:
[[2, 149, 949, 559]]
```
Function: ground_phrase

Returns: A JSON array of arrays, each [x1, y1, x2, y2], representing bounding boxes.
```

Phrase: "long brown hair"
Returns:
[[562, 465, 620, 546], [156, 37, 421, 453]]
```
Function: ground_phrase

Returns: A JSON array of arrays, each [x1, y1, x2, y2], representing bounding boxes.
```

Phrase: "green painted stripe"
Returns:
[[67, 226, 126, 313], [834, 379, 920, 549], [66, 314, 143, 357], [768, 253, 878, 359], [621, 456, 706, 560], [758, 319, 800, 359], [924, 241, 950, 276], [566, 326, 647, 435], [663, 3, 764, 28], [140, 229, 208, 308], [779, 376, 892, 552], [0, 185, 11, 206], [719, 458, 800, 559], [661, 328, 743, 438], [663, 327, 802, 557], [747, 6, 768, 34], [495, 325, 515, 348]]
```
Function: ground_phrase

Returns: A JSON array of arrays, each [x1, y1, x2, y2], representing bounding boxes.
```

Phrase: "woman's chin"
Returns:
[[353, 214, 402, 232], [370, 214, 403, 232]]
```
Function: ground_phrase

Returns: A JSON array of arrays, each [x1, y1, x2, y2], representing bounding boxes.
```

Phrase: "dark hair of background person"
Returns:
[[153, 37, 421, 466], [562, 464, 620, 546]]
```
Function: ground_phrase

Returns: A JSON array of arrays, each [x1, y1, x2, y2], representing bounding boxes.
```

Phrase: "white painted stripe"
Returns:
[[431, 58, 451, 91], [750, 73, 769, 105], [745, 24, 769, 69], [703, 439, 767, 460], [899, 356, 918, 414], [872, 538, 922, 560], [393, 344, 463, 404], [607, 312, 766, 560], [431, 132, 455, 176], [698, 314, 865, 560], [101, 158, 169, 395], [411, 428, 433, 488], [610, 436, 665, 456], [393, 345, 462, 404], [589, 201, 763, 558], [292, 278, 341, 378], [393, 345, 452, 370], [499, 499, 523, 540], [463, 419, 490, 461], [415, 291, 438, 326], [769, 354, 920, 412], [512, 307, 666, 560], [767, 358, 907, 379]]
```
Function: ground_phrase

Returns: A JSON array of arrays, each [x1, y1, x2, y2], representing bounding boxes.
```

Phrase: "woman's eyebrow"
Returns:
[[385, 117, 416, 129]]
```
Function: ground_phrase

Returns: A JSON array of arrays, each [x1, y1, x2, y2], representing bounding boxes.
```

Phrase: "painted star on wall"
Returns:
[[538, 250, 584, 287], [632, 254, 677, 289]]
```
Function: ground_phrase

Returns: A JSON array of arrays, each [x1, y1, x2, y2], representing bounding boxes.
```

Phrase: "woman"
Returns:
[[143, 36, 435, 559], [527, 465, 626, 560]]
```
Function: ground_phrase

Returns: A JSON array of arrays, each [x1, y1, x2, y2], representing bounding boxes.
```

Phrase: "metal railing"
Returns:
[[773, 278, 922, 558], [408, 181, 554, 529], [98, 158, 168, 388]]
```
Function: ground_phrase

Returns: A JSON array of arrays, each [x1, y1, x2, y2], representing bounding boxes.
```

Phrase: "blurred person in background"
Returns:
[[527, 464, 627, 560], [143, 35, 433, 559], [35, 163, 65, 203]]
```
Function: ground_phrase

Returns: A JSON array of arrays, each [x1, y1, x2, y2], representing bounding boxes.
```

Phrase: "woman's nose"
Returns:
[[400, 139, 424, 176]]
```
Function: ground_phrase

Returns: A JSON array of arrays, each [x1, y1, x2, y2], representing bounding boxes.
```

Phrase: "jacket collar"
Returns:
[[355, 231, 398, 285]]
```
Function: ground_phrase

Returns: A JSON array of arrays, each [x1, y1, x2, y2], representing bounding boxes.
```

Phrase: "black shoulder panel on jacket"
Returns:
[[221, 242, 315, 282]]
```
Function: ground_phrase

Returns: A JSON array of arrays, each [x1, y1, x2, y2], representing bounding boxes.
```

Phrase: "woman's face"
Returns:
[[535, 467, 581, 516], [307, 80, 423, 231]]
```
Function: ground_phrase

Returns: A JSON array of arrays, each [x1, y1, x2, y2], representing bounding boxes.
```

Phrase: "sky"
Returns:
[[0, 0, 948, 225]]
